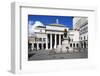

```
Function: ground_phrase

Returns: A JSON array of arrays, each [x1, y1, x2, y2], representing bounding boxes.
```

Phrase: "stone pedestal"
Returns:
[[61, 37, 69, 53], [61, 37, 73, 53], [55, 34, 73, 53], [56, 45, 61, 53]]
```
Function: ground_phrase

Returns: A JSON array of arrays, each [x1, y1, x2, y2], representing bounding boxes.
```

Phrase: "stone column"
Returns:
[[59, 34, 61, 45], [72, 43, 73, 48], [54, 34, 57, 49], [41, 43, 43, 50], [46, 34, 48, 50], [37, 43, 39, 50], [50, 34, 52, 49], [31, 43, 34, 51], [41, 38, 43, 50]]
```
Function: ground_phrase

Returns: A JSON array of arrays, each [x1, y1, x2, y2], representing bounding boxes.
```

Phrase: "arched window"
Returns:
[[84, 42, 86, 48], [34, 43, 37, 49], [43, 43, 46, 49], [39, 43, 42, 50], [76, 43, 78, 48], [70, 43, 72, 47], [81, 43, 83, 48]]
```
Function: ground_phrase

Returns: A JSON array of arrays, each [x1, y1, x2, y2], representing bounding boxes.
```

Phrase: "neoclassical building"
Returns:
[[73, 17, 88, 49], [28, 20, 79, 53]]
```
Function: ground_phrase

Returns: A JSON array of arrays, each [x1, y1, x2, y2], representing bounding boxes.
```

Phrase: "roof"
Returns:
[[48, 24, 65, 27], [36, 26, 46, 28]]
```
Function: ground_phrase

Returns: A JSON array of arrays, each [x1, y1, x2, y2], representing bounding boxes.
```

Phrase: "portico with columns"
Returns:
[[28, 23, 69, 51], [45, 33, 63, 50]]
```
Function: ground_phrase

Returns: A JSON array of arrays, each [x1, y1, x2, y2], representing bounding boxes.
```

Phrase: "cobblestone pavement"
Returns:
[[28, 48, 88, 61]]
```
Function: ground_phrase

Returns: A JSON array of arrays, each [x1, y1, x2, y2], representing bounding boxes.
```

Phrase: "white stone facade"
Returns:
[[28, 22, 80, 53], [73, 17, 88, 49]]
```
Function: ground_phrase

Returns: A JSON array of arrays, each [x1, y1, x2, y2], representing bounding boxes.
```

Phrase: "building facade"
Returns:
[[73, 17, 88, 49], [28, 21, 80, 53]]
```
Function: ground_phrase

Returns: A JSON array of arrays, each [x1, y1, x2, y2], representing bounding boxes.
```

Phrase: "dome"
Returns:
[[48, 23, 65, 27]]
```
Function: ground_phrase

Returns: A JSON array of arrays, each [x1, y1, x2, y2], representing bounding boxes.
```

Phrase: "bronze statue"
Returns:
[[64, 29, 67, 37]]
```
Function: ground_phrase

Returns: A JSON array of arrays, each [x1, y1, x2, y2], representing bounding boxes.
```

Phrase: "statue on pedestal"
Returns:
[[63, 29, 70, 42], [64, 29, 68, 38]]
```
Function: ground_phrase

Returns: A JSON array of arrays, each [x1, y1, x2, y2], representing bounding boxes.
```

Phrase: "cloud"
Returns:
[[33, 21, 44, 27], [28, 20, 34, 25], [28, 21, 45, 37]]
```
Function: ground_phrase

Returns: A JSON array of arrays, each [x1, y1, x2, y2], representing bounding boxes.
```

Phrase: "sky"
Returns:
[[28, 15, 73, 29]]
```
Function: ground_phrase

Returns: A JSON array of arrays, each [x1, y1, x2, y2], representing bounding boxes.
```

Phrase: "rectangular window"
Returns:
[[84, 36, 85, 40], [43, 38, 46, 41]]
